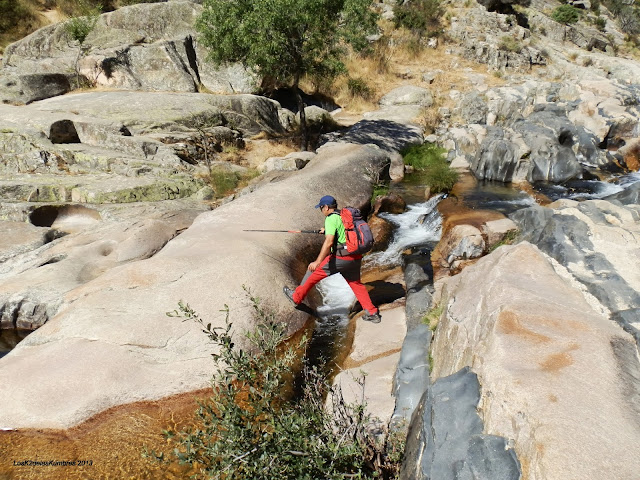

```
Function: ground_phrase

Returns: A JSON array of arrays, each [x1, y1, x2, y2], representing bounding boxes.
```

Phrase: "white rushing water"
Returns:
[[314, 195, 444, 320], [365, 194, 443, 268], [567, 172, 640, 200]]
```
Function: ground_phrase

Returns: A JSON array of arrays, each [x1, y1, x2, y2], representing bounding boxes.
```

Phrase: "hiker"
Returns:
[[283, 195, 381, 323]]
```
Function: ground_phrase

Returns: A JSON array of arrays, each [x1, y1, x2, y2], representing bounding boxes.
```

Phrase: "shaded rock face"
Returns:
[[443, 78, 639, 185], [400, 367, 521, 480], [1, 2, 256, 103], [510, 199, 640, 344], [430, 242, 640, 479], [319, 119, 423, 153]]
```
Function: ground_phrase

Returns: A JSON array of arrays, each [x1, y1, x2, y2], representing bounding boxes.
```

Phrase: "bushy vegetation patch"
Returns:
[[208, 166, 259, 198], [402, 143, 458, 193], [551, 5, 581, 24], [347, 77, 374, 101], [498, 35, 522, 53], [152, 296, 405, 479], [393, 0, 444, 37]]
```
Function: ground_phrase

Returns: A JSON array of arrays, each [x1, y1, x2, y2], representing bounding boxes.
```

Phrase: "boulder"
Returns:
[[0, 141, 393, 429], [391, 324, 431, 427], [0, 2, 257, 102], [430, 242, 640, 479], [510, 200, 640, 331], [319, 119, 423, 153], [379, 86, 433, 108], [372, 193, 407, 215], [260, 151, 315, 173], [460, 92, 488, 125], [369, 215, 394, 253]]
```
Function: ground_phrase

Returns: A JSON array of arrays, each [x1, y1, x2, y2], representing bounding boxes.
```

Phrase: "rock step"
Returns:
[[0, 173, 203, 204]]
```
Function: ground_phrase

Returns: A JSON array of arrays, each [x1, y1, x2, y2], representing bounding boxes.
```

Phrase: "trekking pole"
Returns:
[[243, 229, 322, 234]]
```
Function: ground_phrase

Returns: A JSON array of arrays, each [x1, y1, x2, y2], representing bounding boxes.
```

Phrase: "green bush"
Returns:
[[393, 0, 444, 37], [595, 15, 607, 31], [208, 166, 259, 198], [402, 143, 458, 193], [0, 0, 31, 35], [346, 77, 374, 100], [154, 295, 405, 479], [551, 5, 581, 24]]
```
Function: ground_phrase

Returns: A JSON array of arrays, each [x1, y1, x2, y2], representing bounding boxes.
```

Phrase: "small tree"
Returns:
[[551, 4, 581, 24], [196, 0, 379, 151], [64, 0, 101, 84], [156, 293, 405, 479]]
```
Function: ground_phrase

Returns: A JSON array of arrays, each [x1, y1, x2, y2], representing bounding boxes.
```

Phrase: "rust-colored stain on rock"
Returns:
[[539, 352, 574, 372], [497, 311, 551, 344]]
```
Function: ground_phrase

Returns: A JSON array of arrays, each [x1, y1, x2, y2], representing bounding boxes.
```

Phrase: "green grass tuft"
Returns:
[[402, 143, 458, 193]]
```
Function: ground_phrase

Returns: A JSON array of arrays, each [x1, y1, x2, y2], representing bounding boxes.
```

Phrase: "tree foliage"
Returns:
[[156, 293, 405, 479], [196, 0, 378, 88], [551, 4, 581, 24], [196, 0, 379, 149]]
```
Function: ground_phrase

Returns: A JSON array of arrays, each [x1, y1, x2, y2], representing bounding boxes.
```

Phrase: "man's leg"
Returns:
[[335, 257, 378, 315], [291, 255, 334, 304], [346, 279, 378, 315]]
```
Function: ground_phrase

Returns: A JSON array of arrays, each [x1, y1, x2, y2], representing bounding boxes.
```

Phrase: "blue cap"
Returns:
[[315, 195, 336, 208]]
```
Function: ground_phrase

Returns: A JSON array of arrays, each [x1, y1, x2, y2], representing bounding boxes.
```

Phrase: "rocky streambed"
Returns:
[[1, 0, 640, 478]]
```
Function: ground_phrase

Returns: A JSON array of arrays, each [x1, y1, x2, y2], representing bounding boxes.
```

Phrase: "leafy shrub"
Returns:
[[402, 143, 458, 193], [209, 166, 258, 198], [551, 5, 581, 24], [619, 6, 640, 34], [498, 35, 522, 53], [347, 77, 374, 100], [393, 0, 444, 37], [595, 15, 607, 31], [156, 297, 405, 479], [0, 0, 32, 35]]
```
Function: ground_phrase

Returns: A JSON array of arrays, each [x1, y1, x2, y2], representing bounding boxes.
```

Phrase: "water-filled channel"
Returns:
[[303, 169, 640, 375]]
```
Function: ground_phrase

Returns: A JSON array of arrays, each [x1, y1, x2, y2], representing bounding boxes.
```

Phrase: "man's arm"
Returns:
[[308, 233, 335, 271]]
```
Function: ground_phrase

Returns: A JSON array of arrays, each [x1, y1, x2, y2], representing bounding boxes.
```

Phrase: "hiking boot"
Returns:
[[362, 311, 382, 324], [283, 286, 297, 306]]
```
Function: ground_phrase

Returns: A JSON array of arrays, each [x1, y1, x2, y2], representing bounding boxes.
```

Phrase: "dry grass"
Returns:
[[323, 25, 506, 118], [238, 138, 299, 169]]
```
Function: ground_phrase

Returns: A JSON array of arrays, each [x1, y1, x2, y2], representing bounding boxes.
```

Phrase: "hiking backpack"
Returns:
[[339, 207, 374, 255]]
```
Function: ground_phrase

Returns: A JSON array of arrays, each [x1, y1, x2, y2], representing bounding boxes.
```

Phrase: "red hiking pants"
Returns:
[[292, 254, 378, 315]]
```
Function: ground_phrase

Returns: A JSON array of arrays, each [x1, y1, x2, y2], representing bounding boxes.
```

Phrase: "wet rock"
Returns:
[[391, 324, 431, 428], [400, 367, 521, 480], [369, 215, 394, 252], [605, 182, 640, 205], [403, 258, 433, 330], [372, 193, 406, 215]]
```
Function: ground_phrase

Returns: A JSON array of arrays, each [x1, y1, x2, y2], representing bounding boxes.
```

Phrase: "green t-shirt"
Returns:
[[325, 212, 346, 245]]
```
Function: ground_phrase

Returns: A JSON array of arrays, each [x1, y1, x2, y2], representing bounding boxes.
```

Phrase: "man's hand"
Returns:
[[319, 228, 325, 234], [308, 261, 320, 271]]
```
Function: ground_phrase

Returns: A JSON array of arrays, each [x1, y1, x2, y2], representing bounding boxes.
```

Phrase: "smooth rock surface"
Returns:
[[431, 242, 640, 480]]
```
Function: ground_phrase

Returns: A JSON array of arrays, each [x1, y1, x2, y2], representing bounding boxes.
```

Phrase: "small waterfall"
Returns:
[[365, 194, 444, 267]]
